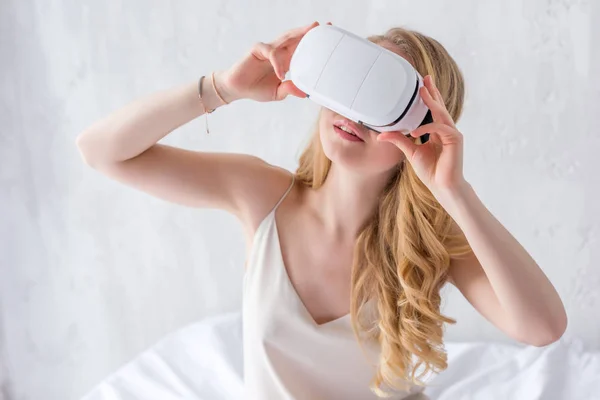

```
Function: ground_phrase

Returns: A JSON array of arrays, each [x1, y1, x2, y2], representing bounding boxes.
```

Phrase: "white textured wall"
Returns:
[[1, 1, 599, 399]]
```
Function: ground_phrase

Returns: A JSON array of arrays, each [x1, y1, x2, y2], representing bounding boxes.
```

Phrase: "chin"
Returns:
[[320, 125, 367, 171], [319, 125, 403, 175]]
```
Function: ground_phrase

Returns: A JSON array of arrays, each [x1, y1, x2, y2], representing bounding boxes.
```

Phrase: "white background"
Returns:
[[1, 1, 599, 399]]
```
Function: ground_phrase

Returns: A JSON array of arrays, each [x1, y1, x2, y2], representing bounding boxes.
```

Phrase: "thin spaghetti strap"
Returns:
[[272, 172, 296, 211], [247, 172, 295, 270]]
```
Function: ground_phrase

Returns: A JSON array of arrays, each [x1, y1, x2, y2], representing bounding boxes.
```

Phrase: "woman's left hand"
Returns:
[[377, 75, 467, 196]]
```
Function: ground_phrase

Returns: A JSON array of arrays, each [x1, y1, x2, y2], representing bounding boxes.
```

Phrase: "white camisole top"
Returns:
[[242, 174, 422, 399]]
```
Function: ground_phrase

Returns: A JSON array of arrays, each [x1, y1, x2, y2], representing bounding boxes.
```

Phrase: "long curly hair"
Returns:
[[294, 27, 474, 396]]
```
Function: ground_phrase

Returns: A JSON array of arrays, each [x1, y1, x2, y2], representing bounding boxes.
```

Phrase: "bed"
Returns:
[[81, 312, 600, 400]]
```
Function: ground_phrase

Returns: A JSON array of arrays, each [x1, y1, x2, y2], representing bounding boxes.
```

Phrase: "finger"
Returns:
[[410, 122, 462, 145], [410, 122, 452, 137], [272, 21, 319, 48], [424, 76, 455, 128], [278, 21, 319, 44], [275, 80, 307, 101], [271, 23, 320, 78], [419, 86, 455, 128], [429, 75, 445, 104], [424, 75, 443, 104], [420, 82, 439, 109], [377, 131, 418, 158], [251, 42, 286, 80], [419, 85, 442, 121]]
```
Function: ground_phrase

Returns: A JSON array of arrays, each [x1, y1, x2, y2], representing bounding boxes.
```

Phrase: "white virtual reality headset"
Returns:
[[289, 25, 432, 141]]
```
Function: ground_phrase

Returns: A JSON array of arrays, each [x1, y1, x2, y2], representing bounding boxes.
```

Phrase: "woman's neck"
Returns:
[[305, 164, 395, 240]]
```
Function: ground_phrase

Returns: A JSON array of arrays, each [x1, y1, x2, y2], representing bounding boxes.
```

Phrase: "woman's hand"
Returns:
[[215, 21, 328, 103], [377, 75, 467, 195]]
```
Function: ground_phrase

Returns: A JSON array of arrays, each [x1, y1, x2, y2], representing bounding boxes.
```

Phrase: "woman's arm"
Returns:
[[75, 22, 320, 236], [75, 76, 293, 236], [439, 182, 568, 347], [76, 76, 227, 166], [379, 75, 567, 347]]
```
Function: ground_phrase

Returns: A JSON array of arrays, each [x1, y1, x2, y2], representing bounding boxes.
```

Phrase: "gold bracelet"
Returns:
[[211, 71, 229, 105], [198, 73, 229, 134], [198, 75, 214, 134]]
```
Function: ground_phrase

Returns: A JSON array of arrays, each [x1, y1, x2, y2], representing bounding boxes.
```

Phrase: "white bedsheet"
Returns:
[[82, 312, 600, 400]]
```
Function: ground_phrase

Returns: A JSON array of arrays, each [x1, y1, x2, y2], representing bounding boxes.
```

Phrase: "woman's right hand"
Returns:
[[215, 21, 329, 103]]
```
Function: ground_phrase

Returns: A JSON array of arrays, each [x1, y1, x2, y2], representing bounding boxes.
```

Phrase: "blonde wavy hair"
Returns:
[[295, 27, 473, 397]]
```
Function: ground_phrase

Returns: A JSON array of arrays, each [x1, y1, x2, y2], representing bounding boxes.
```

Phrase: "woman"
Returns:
[[76, 21, 567, 399]]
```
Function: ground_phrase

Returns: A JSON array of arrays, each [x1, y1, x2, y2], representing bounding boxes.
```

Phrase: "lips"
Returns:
[[332, 119, 365, 142]]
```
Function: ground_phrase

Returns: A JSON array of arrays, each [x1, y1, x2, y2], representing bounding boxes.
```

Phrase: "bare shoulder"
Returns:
[[231, 155, 298, 239]]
